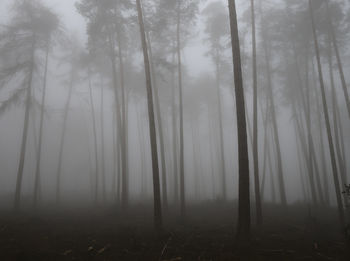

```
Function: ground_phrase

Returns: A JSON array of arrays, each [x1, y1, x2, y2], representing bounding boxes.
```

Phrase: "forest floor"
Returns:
[[0, 201, 349, 261]]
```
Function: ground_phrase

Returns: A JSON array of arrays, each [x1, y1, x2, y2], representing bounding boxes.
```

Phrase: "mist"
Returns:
[[0, 0, 349, 260]]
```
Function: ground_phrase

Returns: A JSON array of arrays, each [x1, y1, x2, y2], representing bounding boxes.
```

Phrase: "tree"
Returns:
[[308, 0, 344, 226], [136, 0, 162, 230], [0, 0, 61, 210], [228, 0, 251, 240], [203, 1, 229, 201], [250, 0, 262, 225]]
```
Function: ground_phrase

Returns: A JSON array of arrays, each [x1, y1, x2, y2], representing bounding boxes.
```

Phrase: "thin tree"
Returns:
[[228, 0, 251, 240], [250, 0, 262, 225], [136, 0, 162, 230], [308, 0, 344, 226]]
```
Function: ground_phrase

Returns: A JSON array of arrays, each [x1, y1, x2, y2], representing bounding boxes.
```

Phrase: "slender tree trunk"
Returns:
[[176, 6, 186, 219], [112, 109, 117, 200], [116, 33, 129, 209], [328, 39, 348, 205], [146, 31, 168, 210], [215, 59, 227, 201], [309, 0, 344, 226], [14, 36, 36, 210], [325, 0, 350, 117], [55, 69, 74, 204], [33, 38, 50, 207], [88, 67, 99, 204], [250, 0, 262, 225], [228, 0, 250, 240], [136, 0, 162, 230], [171, 56, 179, 205], [261, 35, 287, 206], [100, 80, 106, 202], [109, 34, 124, 207], [312, 55, 330, 206]]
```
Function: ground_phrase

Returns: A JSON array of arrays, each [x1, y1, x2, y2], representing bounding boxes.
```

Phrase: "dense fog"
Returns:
[[0, 1, 350, 258]]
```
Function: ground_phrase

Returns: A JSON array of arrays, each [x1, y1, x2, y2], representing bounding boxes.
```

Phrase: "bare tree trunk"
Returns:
[[33, 38, 50, 207], [309, 0, 345, 226], [215, 59, 227, 201], [116, 32, 129, 209], [261, 37, 287, 206], [109, 34, 124, 207], [100, 79, 106, 202], [136, 0, 162, 230], [250, 0, 262, 225], [328, 39, 348, 206], [171, 55, 179, 204], [14, 36, 36, 210], [146, 31, 168, 210], [176, 6, 186, 219], [88, 67, 99, 204], [325, 0, 350, 117], [55, 69, 74, 204], [228, 0, 251, 241]]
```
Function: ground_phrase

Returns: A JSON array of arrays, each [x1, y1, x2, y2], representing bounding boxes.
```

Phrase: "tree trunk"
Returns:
[[146, 31, 168, 210], [260, 6, 287, 206], [228, 0, 251, 241], [325, 0, 350, 117], [100, 79, 106, 202], [136, 0, 162, 230], [116, 32, 129, 209], [33, 38, 50, 207], [14, 36, 36, 210], [309, 0, 344, 226], [250, 0, 262, 225], [88, 67, 99, 204], [327, 39, 348, 206], [176, 6, 186, 219], [55, 69, 74, 204]]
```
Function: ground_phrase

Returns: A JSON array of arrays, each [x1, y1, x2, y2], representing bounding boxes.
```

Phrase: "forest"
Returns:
[[0, 0, 350, 260]]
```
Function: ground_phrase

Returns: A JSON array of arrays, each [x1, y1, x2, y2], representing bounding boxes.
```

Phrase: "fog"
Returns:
[[0, 0, 349, 259]]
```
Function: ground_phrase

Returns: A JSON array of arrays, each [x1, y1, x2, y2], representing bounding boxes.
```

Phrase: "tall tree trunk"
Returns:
[[146, 31, 168, 210], [215, 59, 227, 201], [176, 6, 186, 219], [116, 32, 129, 209], [55, 69, 74, 204], [33, 38, 50, 207], [228, 0, 251, 240], [100, 80, 106, 202], [136, 0, 162, 230], [14, 36, 36, 210], [309, 0, 345, 226], [250, 0, 262, 225], [325, 0, 350, 117], [328, 39, 348, 206], [171, 54, 179, 204], [109, 34, 124, 207], [88, 67, 99, 204]]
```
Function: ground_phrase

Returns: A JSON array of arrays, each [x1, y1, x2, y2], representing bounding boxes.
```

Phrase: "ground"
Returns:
[[0, 201, 348, 260]]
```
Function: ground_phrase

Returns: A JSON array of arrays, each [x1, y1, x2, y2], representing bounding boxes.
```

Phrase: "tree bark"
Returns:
[[228, 0, 251, 241], [250, 0, 262, 225], [325, 0, 350, 117], [55, 68, 74, 204], [33, 38, 50, 207], [309, 0, 345, 227], [14, 36, 36, 210], [136, 0, 162, 230]]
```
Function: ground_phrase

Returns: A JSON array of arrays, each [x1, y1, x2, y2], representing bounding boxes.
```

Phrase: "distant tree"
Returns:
[[309, 0, 345, 227], [55, 36, 84, 204], [0, 0, 61, 210], [228, 0, 251, 241], [202, 1, 229, 201]]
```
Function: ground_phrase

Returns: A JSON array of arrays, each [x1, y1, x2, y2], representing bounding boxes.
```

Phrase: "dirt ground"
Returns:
[[0, 202, 348, 261]]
